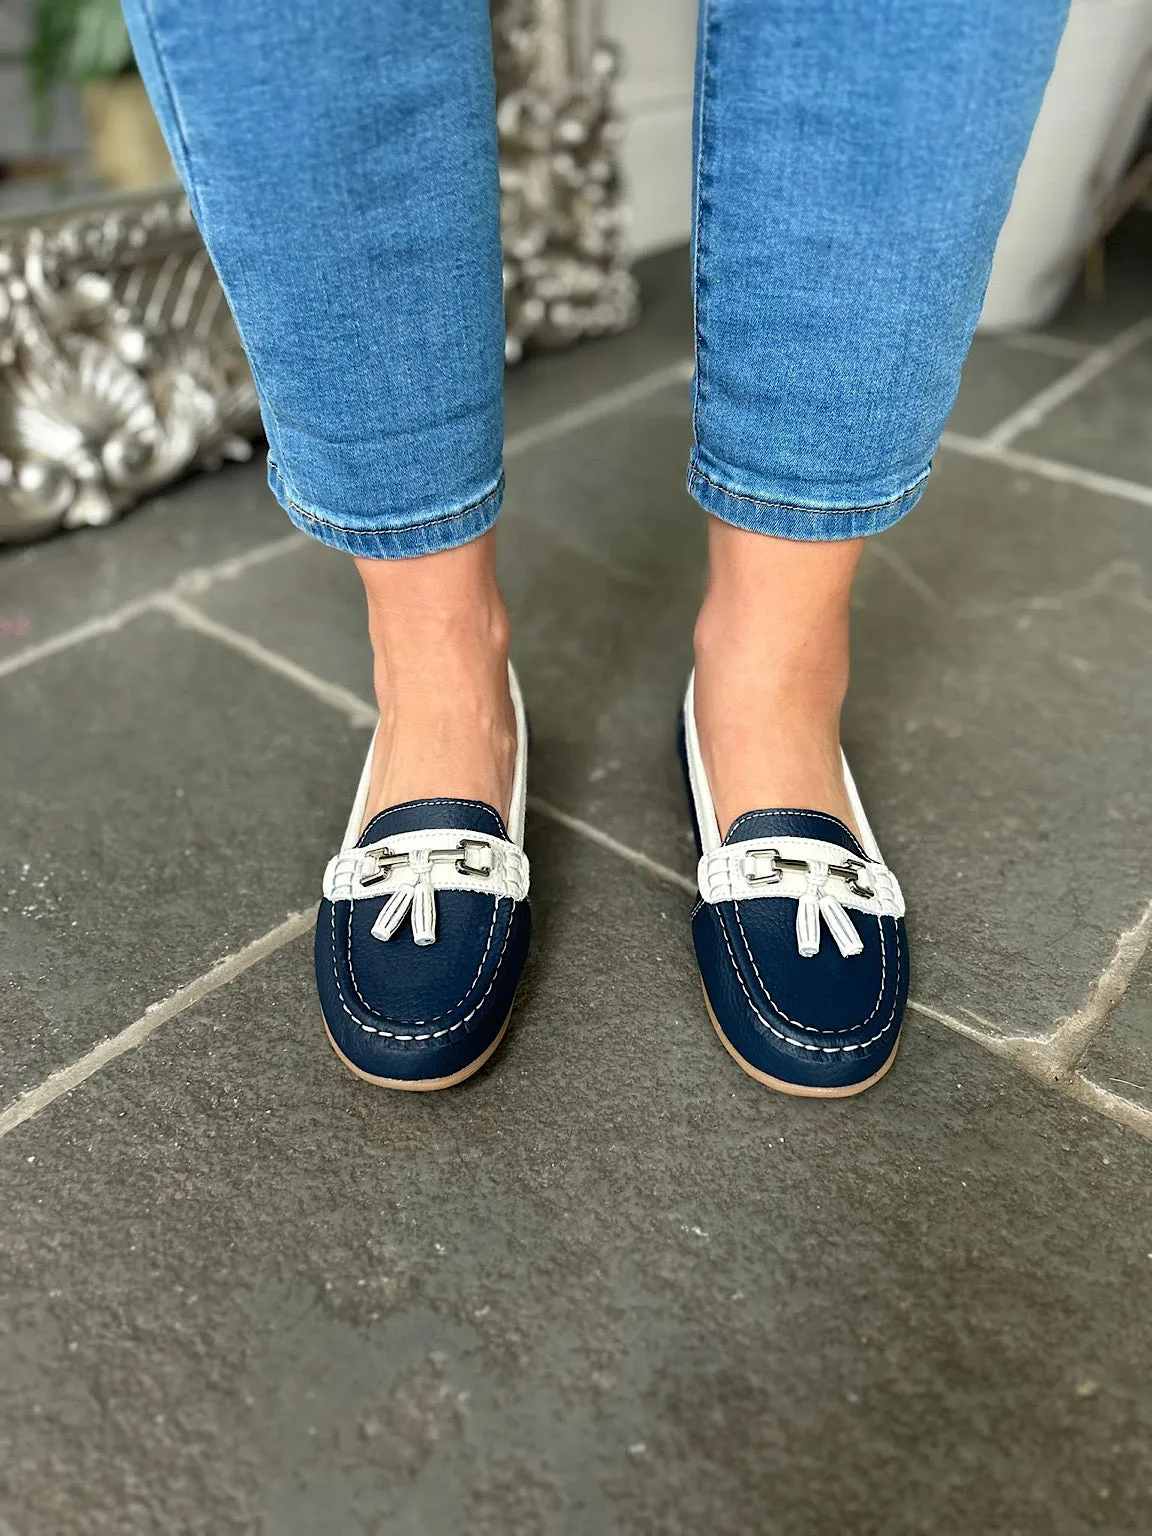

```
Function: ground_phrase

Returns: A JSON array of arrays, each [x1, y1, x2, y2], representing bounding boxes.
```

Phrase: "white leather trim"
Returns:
[[340, 661, 529, 853], [697, 835, 904, 917], [324, 827, 530, 905], [682, 670, 889, 875]]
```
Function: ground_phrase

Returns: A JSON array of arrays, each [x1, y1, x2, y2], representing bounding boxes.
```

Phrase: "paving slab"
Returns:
[[0, 460, 287, 665], [0, 609, 367, 1100], [1, 819, 1151, 1536], [853, 448, 1152, 1037], [947, 335, 1071, 439], [1081, 953, 1152, 1114], [1010, 333, 1152, 484], [505, 246, 693, 440]]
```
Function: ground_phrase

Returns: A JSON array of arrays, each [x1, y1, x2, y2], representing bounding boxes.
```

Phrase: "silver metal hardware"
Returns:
[[827, 860, 874, 897], [743, 847, 874, 897], [453, 838, 495, 878], [358, 847, 412, 887], [360, 839, 495, 887]]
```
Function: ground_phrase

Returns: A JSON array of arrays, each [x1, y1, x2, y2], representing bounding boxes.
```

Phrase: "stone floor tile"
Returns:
[[1, 820, 1150, 1536], [1081, 952, 1152, 1114], [504, 246, 692, 439], [853, 448, 1152, 1037], [1010, 335, 1152, 485], [0, 610, 367, 1098], [0, 461, 286, 665], [947, 335, 1071, 439]]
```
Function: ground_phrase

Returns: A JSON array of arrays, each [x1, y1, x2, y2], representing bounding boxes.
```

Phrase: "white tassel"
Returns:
[[795, 862, 864, 959], [410, 869, 437, 946], [820, 894, 864, 958], [372, 885, 413, 942], [796, 891, 822, 957]]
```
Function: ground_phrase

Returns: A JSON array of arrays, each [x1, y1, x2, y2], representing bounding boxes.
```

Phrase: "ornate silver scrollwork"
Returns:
[[0, 193, 261, 544], [494, 0, 639, 363], [0, 0, 637, 546]]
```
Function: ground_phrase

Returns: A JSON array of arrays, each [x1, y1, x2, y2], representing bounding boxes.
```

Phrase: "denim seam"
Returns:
[[690, 0, 715, 457], [688, 460, 931, 517], [135, 0, 206, 230], [282, 472, 504, 538]]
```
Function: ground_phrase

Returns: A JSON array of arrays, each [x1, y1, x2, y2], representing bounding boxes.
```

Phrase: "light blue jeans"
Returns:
[[123, 0, 1067, 558]]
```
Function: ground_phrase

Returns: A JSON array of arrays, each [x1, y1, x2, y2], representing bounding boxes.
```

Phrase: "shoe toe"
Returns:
[[694, 896, 907, 1094], [317, 888, 530, 1086]]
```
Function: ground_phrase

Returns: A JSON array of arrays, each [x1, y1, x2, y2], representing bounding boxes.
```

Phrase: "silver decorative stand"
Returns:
[[0, 0, 638, 545]]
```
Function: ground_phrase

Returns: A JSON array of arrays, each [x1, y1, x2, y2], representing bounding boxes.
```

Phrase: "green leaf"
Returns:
[[28, 0, 135, 137], [67, 0, 133, 80]]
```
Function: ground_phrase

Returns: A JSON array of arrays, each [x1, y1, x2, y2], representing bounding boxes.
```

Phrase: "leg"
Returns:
[[122, 0, 514, 823], [693, 523, 863, 837], [689, 0, 1069, 835], [683, 0, 1068, 1096], [124, 0, 529, 1092]]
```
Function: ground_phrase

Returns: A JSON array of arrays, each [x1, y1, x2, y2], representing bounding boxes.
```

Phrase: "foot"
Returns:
[[355, 530, 516, 829], [691, 518, 865, 840]]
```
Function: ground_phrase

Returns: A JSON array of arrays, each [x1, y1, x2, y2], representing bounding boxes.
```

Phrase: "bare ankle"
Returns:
[[352, 531, 517, 825]]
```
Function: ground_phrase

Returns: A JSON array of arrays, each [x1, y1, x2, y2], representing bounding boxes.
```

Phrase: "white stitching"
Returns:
[[730, 901, 888, 1035], [343, 894, 499, 1025], [724, 809, 864, 854], [713, 908, 902, 1055], [360, 798, 506, 842], [329, 895, 514, 1041]]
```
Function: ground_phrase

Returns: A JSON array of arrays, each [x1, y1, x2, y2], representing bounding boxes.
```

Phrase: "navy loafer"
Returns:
[[316, 665, 531, 1090], [681, 673, 908, 1097]]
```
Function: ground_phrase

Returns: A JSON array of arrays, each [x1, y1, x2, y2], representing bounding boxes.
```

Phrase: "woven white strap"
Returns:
[[323, 828, 529, 948], [698, 834, 904, 960]]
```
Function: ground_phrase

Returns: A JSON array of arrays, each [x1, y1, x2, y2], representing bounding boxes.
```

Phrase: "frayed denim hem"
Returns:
[[269, 459, 504, 558], [686, 456, 931, 541]]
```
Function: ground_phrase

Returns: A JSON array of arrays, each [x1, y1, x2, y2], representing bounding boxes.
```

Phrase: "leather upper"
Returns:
[[316, 797, 530, 1083], [691, 809, 907, 1090], [679, 673, 908, 1091]]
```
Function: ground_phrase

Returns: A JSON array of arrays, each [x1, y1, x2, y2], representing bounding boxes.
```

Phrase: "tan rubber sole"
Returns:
[[323, 1011, 511, 1091], [702, 984, 899, 1098]]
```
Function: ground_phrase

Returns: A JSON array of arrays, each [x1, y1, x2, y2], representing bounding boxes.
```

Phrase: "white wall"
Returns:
[[603, 0, 697, 256]]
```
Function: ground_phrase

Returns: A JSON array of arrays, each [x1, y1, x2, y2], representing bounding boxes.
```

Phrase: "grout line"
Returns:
[[864, 541, 946, 610], [0, 597, 153, 682], [0, 532, 304, 682], [172, 532, 306, 595], [996, 331, 1094, 362], [151, 595, 378, 729], [1042, 895, 1152, 1073], [503, 358, 694, 460], [908, 893, 1152, 1145], [912, 1001, 1152, 1145], [526, 795, 697, 894], [982, 315, 1152, 448], [906, 999, 1032, 1053], [1068, 1073, 1152, 1141], [939, 432, 1152, 511], [0, 909, 314, 1142]]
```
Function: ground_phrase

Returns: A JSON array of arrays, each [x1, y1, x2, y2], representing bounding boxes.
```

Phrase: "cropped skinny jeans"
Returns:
[[122, 0, 1068, 558]]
